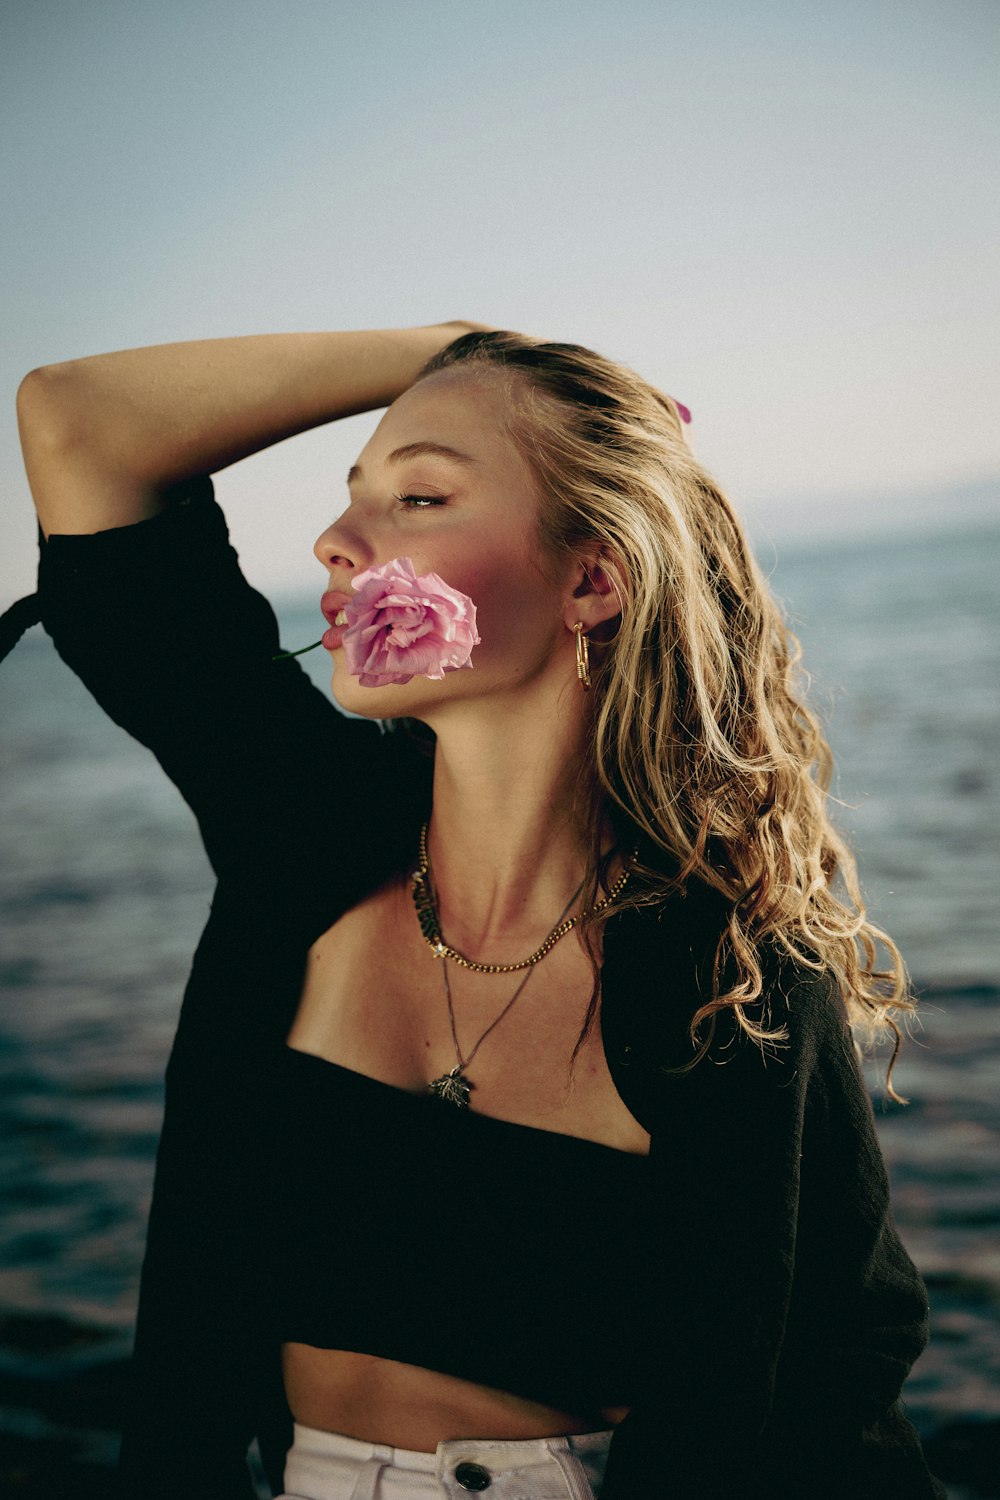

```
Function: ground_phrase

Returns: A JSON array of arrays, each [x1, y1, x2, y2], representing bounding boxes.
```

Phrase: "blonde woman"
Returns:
[[15, 325, 945, 1499]]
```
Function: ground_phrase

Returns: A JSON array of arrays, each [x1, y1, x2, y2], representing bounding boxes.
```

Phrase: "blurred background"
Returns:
[[1, 1, 998, 1496]]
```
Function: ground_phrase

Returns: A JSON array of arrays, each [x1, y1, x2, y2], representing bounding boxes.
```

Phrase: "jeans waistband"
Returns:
[[281, 1421, 612, 1499]]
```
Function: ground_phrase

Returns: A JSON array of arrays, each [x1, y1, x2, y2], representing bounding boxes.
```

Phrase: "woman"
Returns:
[[15, 323, 945, 1499]]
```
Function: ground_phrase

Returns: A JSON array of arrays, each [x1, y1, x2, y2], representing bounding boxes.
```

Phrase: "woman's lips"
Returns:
[[320, 591, 350, 622], [320, 593, 351, 651], [322, 610, 349, 651]]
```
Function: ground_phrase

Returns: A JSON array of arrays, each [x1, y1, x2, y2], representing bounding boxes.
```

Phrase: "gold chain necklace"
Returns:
[[410, 822, 636, 975], [427, 881, 583, 1108]]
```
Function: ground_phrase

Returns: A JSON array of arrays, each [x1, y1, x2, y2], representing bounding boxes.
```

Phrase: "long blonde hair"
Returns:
[[418, 332, 913, 1092]]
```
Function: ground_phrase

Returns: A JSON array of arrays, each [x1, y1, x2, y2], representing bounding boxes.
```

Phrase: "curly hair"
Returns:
[[416, 331, 914, 1095]]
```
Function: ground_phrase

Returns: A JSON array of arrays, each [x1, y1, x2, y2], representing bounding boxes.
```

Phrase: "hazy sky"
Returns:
[[3, 0, 998, 610]]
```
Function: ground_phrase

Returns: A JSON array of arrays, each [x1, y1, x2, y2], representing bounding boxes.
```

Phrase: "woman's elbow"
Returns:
[[17, 362, 92, 458]]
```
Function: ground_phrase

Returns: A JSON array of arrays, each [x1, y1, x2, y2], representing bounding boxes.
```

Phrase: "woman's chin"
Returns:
[[329, 664, 437, 719]]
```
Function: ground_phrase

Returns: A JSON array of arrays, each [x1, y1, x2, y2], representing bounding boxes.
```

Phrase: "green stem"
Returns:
[[272, 638, 324, 661]]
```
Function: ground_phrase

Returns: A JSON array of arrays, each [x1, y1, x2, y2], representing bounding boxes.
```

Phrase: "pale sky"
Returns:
[[3, 0, 998, 611]]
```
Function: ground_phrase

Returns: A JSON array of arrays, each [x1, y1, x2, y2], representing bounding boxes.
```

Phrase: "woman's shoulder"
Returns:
[[601, 881, 853, 1124], [36, 477, 433, 886], [605, 874, 844, 1027]]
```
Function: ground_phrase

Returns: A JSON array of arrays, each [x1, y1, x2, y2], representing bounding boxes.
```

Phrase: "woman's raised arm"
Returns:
[[16, 322, 482, 536]]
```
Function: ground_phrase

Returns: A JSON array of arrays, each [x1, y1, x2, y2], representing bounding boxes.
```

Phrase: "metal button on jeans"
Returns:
[[454, 1460, 492, 1490]]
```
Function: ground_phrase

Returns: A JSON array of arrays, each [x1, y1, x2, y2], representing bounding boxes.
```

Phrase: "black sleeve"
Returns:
[[37, 478, 389, 887], [37, 481, 431, 1499]]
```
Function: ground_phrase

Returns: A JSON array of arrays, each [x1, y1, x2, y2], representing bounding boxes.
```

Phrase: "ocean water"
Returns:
[[1, 519, 998, 1498]]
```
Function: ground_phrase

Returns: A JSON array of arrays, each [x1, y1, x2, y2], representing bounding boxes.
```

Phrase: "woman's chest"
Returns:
[[285, 880, 650, 1155]]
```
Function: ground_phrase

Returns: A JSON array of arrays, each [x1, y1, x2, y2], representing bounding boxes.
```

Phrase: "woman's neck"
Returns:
[[419, 705, 609, 962]]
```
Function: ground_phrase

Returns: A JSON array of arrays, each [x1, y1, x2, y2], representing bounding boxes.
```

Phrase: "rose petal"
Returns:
[[341, 556, 480, 687]]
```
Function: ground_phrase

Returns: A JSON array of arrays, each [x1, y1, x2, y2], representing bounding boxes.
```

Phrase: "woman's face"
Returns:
[[313, 369, 574, 721]]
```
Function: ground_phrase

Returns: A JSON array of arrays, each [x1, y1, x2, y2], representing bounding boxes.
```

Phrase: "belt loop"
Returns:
[[545, 1439, 598, 1500], [348, 1454, 389, 1500]]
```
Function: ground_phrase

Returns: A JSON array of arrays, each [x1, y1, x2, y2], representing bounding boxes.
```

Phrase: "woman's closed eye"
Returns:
[[394, 493, 446, 509]]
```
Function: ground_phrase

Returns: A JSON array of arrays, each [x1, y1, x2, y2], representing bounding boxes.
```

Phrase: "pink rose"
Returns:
[[343, 557, 481, 688]]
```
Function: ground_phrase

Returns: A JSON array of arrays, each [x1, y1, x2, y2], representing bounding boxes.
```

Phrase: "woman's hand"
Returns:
[[16, 322, 490, 537]]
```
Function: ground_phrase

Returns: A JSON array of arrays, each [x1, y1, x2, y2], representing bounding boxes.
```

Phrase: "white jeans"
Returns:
[[278, 1423, 611, 1500]]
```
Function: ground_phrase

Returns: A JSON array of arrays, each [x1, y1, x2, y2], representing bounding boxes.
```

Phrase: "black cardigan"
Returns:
[[36, 482, 945, 1500]]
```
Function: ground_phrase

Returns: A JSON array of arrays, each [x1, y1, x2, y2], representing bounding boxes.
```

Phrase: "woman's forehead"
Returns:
[[356, 368, 529, 477]]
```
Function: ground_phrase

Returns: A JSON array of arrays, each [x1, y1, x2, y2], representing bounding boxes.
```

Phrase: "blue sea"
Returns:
[[1, 520, 998, 1498]]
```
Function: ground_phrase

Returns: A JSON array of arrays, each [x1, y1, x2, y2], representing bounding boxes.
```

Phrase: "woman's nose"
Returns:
[[313, 517, 371, 574]]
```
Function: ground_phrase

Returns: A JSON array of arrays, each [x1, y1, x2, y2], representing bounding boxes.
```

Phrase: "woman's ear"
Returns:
[[562, 546, 627, 633]]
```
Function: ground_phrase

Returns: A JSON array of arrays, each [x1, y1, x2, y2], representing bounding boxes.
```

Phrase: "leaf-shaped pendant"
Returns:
[[428, 1066, 472, 1108]]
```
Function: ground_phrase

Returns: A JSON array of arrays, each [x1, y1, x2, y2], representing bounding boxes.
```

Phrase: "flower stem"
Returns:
[[272, 638, 324, 661]]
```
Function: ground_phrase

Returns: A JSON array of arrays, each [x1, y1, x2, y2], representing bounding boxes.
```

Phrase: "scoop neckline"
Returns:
[[281, 1044, 650, 1161]]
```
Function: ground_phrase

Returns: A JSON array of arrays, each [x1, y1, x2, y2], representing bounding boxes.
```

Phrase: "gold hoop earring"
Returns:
[[573, 622, 591, 691]]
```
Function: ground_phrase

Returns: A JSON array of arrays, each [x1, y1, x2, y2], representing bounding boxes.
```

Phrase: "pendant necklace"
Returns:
[[413, 824, 637, 1108], [427, 881, 583, 1107]]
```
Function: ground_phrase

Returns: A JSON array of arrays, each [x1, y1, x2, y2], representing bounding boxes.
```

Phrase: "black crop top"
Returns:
[[267, 1047, 655, 1415]]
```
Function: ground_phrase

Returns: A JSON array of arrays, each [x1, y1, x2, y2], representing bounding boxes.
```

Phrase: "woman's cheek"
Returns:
[[477, 589, 562, 679]]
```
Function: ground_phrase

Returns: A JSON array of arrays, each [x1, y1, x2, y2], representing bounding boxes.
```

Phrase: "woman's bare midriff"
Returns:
[[282, 1345, 629, 1451]]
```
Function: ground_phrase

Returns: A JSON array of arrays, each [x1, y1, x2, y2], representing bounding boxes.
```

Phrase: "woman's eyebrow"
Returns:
[[347, 441, 477, 484]]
